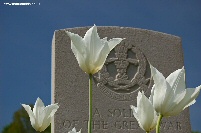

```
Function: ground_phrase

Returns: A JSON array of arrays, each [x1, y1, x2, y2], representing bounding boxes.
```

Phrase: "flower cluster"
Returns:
[[22, 25, 201, 133], [131, 65, 201, 132], [66, 25, 201, 133]]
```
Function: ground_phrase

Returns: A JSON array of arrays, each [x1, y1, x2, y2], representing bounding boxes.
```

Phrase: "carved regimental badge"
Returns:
[[94, 42, 152, 101]]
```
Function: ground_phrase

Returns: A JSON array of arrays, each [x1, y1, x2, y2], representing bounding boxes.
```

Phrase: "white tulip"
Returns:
[[130, 91, 158, 132], [149, 65, 201, 117], [22, 97, 59, 132], [68, 127, 81, 133], [65, 25, 124, 74]]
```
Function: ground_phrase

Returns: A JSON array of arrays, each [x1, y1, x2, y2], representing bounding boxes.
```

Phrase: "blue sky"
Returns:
[[1, 0, 201, 132]]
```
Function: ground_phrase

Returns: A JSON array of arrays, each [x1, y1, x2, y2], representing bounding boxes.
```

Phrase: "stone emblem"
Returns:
[[95, 42, 152, 101]]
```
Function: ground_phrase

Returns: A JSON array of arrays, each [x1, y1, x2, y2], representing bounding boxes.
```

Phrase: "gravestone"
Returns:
[[51, 26, 191, 133]]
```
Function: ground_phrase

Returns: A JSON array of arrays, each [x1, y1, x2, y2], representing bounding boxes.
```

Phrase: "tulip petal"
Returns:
[[166, 86, 200, 116], [83, 25, 102, 60], [149, 85, 154, 104], [44, 104, 59, 118], [161, 85, 175, 114], [166, 68, 183, 87], [66, 31, 86, 55], [68, 127, 81, 133], [107, 38, 124, 51], [33, 98, 45, 127], [72, 127, 76, 132], [71, 43, 89, 73], [92, 44, 110, 74], [130, 105, 143, 131], [166, 67, 186, 95], [83, 25, 110, 74], [164, 68, 186, 114], [66, 31, 89, 72], [150, 65, 171, 113], [181, 86, 200, 109], [39, 104, 59, 131], [137, 92, 155, 131], [22, 104, 37, 130], [163, 90, 186, 116], [130, 105, 138, 120], [149, 85, 174, 113]]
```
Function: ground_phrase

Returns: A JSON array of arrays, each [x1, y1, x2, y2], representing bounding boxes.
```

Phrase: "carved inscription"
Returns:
[[63, 108, 182, 131], [95, 42, 152, 101], [161, 121, 182, 131]]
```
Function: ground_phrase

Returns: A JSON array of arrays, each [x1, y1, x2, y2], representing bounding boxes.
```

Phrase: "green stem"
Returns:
[[156, 114, 163, 133], [88, 74, 93, 133], [146, 132, 150, 133]]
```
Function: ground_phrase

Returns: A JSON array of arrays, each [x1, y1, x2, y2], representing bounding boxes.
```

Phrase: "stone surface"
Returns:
[[52, 26, 191, 133]]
